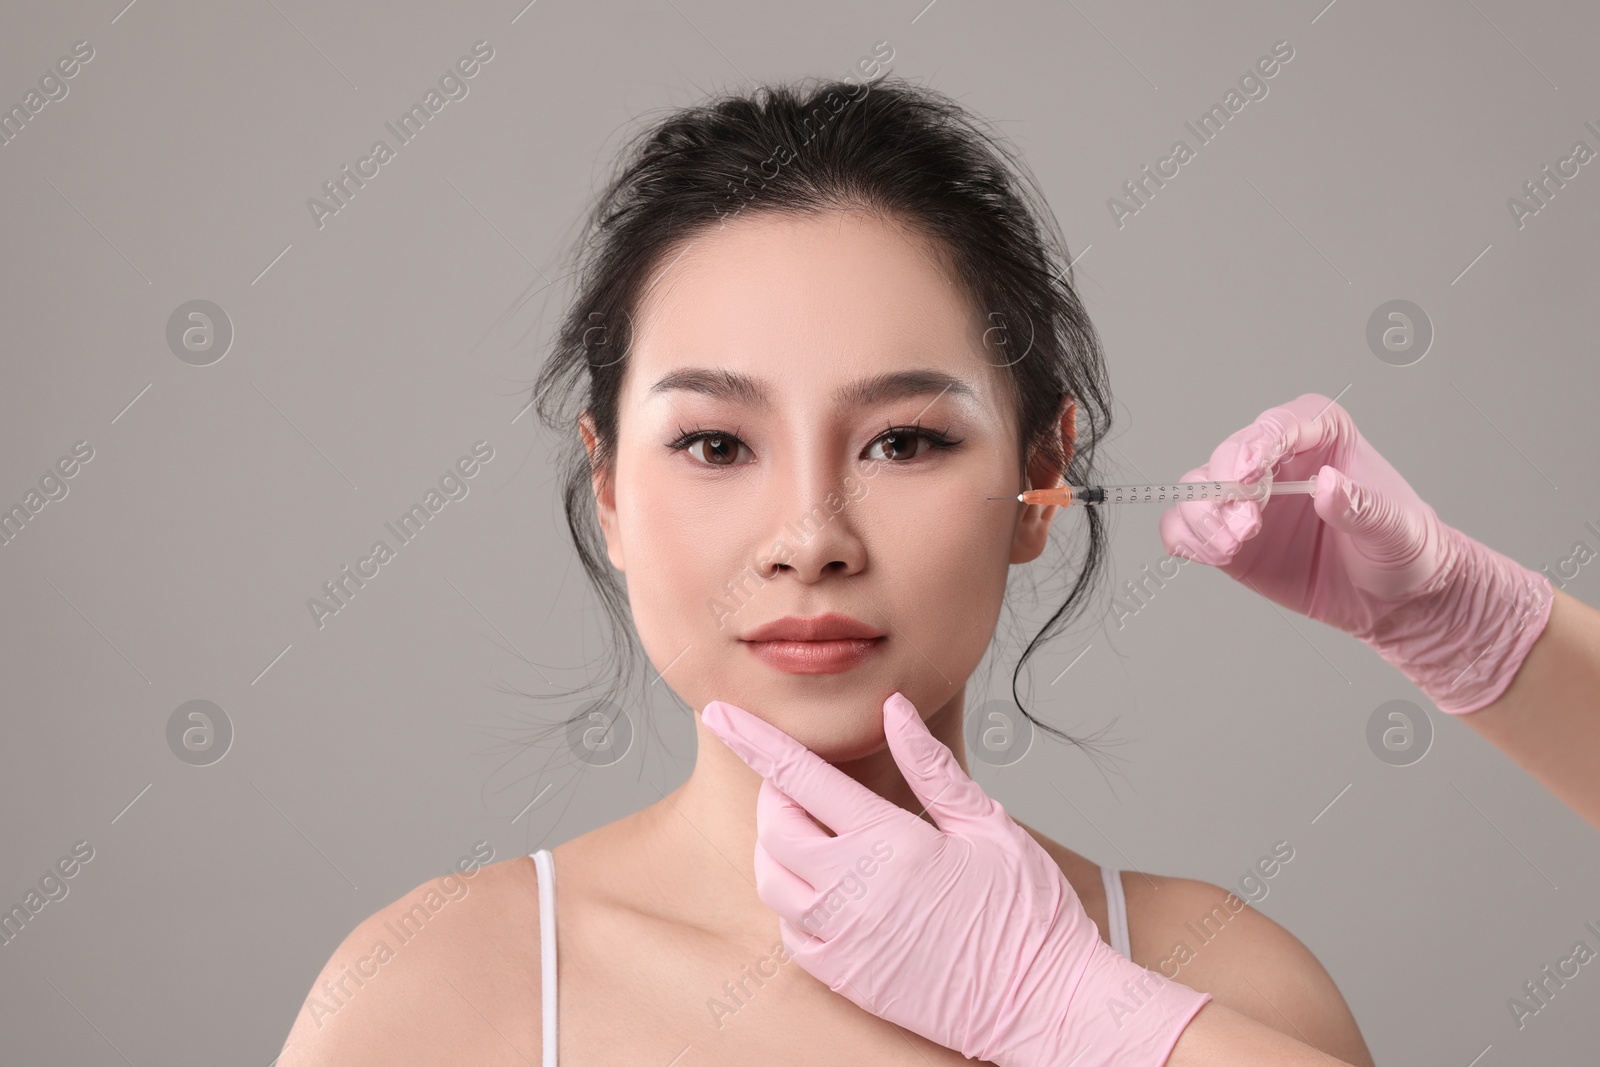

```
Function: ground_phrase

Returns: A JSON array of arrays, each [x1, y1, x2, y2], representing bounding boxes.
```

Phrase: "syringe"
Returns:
[[990, 476, 1319, 507]]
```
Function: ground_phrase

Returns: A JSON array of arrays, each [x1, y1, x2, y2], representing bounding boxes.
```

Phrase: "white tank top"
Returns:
[[529, 847, 1133, 1066]]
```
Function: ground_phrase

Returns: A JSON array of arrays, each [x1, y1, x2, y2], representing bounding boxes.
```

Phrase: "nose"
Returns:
[[757, 465, 869, 584]]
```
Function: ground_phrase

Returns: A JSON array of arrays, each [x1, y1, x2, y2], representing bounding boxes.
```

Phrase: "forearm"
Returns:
[[1355, 519, 1600, 830], [1163, 1001, 1359, 1066], [1454, 587, 1600, 830]]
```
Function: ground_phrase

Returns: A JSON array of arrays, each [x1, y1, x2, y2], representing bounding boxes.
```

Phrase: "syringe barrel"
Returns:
[[1094, 481, 1267, 504]]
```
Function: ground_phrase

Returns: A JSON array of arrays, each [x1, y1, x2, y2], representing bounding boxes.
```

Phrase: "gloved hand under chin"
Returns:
[[1158, 392, 1554, 714], [701, 691, 1212, 1067]]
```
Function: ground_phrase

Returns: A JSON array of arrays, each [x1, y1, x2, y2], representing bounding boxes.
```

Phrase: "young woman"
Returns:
[[277, 74, 1593, 1065]]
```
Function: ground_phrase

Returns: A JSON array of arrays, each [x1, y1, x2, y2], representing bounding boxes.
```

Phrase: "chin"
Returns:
[[803, 715, 894, 764], [725, 681, 898, 763]]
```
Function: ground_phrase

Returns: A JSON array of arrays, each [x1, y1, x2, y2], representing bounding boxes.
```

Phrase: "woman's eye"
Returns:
[[674, 426, 953, 466], [685, 433, 749, 466], [864, 430, 935, 463]]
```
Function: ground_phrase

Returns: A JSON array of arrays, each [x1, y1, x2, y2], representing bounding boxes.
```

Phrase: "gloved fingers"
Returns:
[[1161, 507, 1228, 565], [1203, 429, 1271, 544], [1162, 393, 1357, 565], [1160, 463, 1245, 564], [702, 700, 898, 836], [784, 875, 870, 943], [756, 778, 848, 887], [753, 838, 820, 923], [881, 692, 997, 831], [778, 915, 825, 965], [1235, 392, 1354, 478], [759, 777, 928, 900], [1219, 393, 1352, 547]]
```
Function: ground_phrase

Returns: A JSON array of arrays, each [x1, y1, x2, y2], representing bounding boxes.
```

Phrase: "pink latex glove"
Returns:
[[700, 691, 1212, 1067], [1158, 392, 1554, 714]]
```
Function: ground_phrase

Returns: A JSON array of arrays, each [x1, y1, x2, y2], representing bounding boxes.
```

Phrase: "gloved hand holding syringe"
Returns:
[[1009, 392, 1553, 717]]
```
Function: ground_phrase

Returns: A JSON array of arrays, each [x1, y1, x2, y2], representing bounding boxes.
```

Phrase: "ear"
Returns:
[[578, 411, 626, 571], [1009, 396, 1076, 565]]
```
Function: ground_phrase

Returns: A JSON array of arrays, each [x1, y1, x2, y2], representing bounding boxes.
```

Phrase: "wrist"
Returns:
[[988, 938, 1211, 1067], [1362, 523, 1555, 714]]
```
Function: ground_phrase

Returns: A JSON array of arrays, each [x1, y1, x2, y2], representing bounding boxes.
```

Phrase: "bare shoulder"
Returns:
[[1121, 868, 1375, 1067], [275, 853, 543, 1067]]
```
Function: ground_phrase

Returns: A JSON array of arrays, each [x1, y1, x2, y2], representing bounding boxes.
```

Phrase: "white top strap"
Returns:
[[1100, 864, 1131, 960], [531, 849, 557, 1067]]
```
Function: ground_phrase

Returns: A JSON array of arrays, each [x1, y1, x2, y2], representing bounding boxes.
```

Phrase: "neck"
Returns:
[[642, 688, 971, 941]]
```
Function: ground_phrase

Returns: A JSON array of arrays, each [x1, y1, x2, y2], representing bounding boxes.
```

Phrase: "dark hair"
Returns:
[[528, 75, 1120, 768]]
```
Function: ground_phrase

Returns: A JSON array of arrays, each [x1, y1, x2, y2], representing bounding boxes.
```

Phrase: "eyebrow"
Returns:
[[646, 367, 976, 410]]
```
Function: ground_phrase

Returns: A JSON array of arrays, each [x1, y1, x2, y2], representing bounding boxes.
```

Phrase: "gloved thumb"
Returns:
[[882, 692, 997, 829], [1311, 463, 1429, 562]]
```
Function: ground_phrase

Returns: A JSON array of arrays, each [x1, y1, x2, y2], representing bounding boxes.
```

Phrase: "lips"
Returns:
[[739, 613, 886, 675], [739, 613, 885, 642]]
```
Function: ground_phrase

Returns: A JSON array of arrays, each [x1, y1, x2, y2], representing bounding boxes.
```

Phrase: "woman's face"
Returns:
[[587, 208, 1065, 761]]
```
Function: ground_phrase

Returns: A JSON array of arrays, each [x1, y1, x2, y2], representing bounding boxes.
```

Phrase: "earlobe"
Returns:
[[1009, 505, 1054, 564]]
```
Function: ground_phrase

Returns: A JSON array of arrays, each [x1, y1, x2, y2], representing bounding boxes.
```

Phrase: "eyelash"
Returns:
[[666, 421, 964, 466]]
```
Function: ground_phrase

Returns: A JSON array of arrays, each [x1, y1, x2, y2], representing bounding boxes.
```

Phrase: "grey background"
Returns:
[[2, 0, 1597, 1063]]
